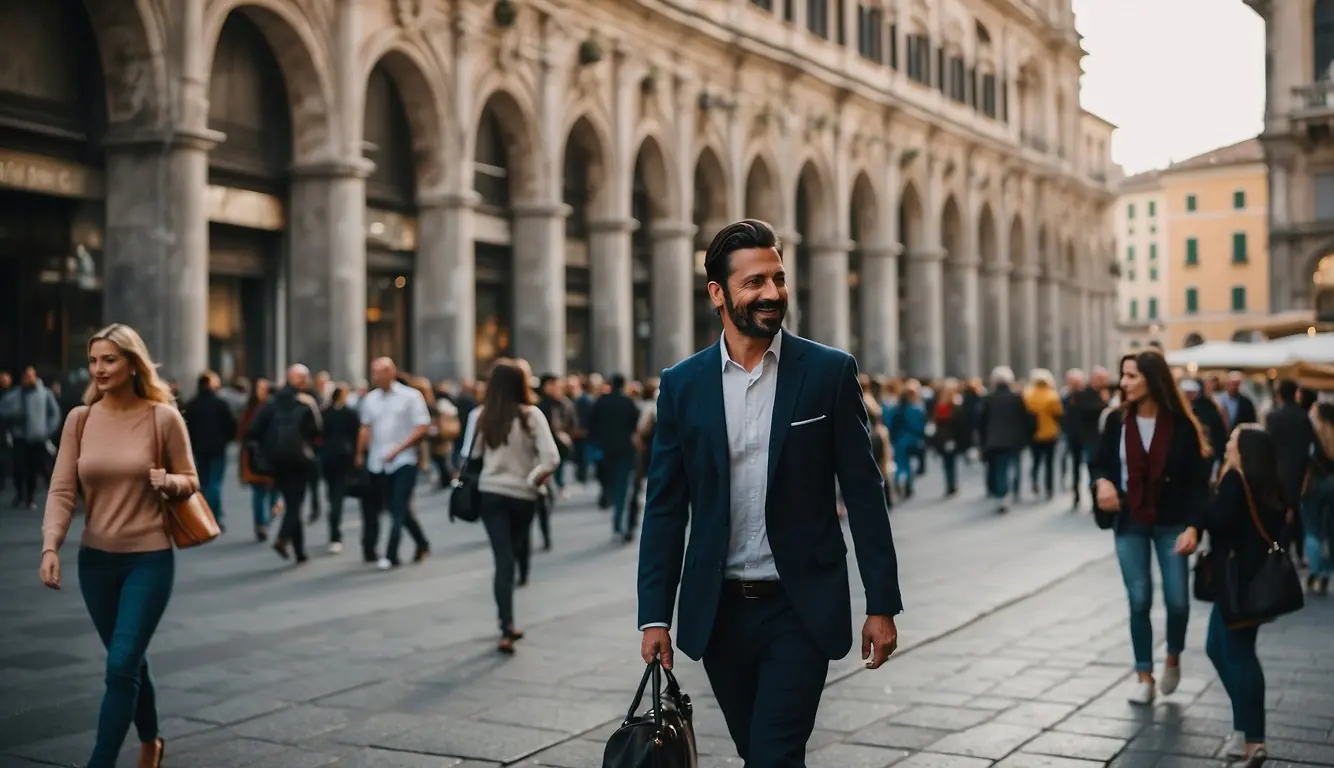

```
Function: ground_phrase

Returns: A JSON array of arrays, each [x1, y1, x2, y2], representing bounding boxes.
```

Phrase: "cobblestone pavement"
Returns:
[[2, 459, 1332, 767]]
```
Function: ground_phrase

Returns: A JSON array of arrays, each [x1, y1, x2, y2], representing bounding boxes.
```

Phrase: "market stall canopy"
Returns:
[[1165, 333, 1334, 370]]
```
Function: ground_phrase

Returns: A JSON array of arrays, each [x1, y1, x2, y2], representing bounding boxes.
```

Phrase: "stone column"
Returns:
[[859, 244, 901, 376], [807, 241, 854, 350], [512, 202, 570, 376], [1076, 282, 1092, 372], [1011, 264, 1041, 376], [905, 248, 946, 378], [287, 161, 370, 381], [946, 257, 982, 378], [1038, 271, 1063, 374], [779, 230, 803, 334], [415, 192, 477, 381], [102, 128, 218, 392], [589, 217, 636, 376], [982, 261, 1012, 375], [650, 220, 696, 372]]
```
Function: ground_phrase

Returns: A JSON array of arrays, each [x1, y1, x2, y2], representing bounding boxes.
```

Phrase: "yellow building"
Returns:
[[1113, 171, 1168, 350], [1160, 138, 1270, 351]]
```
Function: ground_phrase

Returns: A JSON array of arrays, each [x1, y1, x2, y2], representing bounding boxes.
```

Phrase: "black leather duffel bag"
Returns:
[[602, 657, 697, 768]]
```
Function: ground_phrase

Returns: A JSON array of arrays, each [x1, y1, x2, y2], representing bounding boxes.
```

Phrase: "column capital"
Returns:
[[808, 239, 857, 254], [291, 158, 375, 180], [905, 247, 948, 263], [981, 260, 1013, 277], [649, 220, 697, 239], [860, 243, 904, 259], [1013, 263, 1042, 280], [948, 254, 983, 269], [512, 201, 573, 219], [103, 125, 224, 153], [588, 216, 639, 234], [418, 190, 481, 210]]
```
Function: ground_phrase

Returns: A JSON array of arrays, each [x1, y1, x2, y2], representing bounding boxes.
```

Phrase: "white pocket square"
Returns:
[[790, 415, 827, 427]]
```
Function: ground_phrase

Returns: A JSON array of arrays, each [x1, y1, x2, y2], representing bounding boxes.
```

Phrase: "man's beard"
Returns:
[[723, 286, 786, 339]]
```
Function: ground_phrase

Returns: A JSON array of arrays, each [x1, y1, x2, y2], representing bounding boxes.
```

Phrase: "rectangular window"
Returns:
[[1232, 232, 1248, 263], [1129, 299, 1138, 320], [1128, 268, 1136, 281], [1185, 288, 1198, 314], [981, 72, 997, 118], [1233, 190, 1246, 209], [1186, 194, 1197, 212], [835, 0, 846, 45], [888, 23, 898, 69], [1127, 203, 1135, 219], [1150, 267, 1159, 281], [1001, 79, 1008, 122], [1127, 246, 1135, 261], [1232, 286, 1247, 312], [1148, 298, 1159, 319], [784, 0, 795, 21], [906, 35, 931, 84], [751, 0, 774, 9], [1186, 238, 1199, 266], [856, 5, 883, 61], [1148, 201, 1156, 217], [936, 47, 945, 92], [1150, 244, 1158, 260], [807, 0, 829, 37], [1316, 172, 1334, 220], [948, 56, 966, 102]]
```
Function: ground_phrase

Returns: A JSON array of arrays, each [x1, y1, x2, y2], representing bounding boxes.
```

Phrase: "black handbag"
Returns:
[[448, 427, 485, 523], [1192, 550, 1215, 602], [603, 657, 697, 768], [1218, 472, 1305, 629]]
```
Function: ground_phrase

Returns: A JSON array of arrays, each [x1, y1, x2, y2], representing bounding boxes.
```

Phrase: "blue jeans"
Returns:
[[379, 465, 419, 563], [986, 450, 1020, 499], [939, 450, 958, 493], [250, 484, 278, 531], [605, 454, 636, 534], [198, 456, 226, 529], [1206, 604, 1265, 742], [1114, 522, 1190, 672], [1306, 532, 1330, 577], [78, 547, 174, 767]]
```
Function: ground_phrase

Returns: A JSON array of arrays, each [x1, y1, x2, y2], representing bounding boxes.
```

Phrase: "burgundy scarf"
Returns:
[[1124, 407, 1174, 526]]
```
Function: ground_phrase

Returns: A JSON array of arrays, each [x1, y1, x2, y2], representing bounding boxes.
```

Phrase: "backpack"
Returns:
[[265, 397, 313, 466]]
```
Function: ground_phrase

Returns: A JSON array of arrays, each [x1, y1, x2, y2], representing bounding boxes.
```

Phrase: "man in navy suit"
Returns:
[[637, 219, 902, 767]]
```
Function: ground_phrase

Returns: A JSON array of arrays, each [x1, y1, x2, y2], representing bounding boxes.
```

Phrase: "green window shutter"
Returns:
[[1148, 201, 1157, 217], [1150, 244, 1157, 260], [1186, 194, 1197, 212], [1186, 238, 1198, 266], [1129, 299, 1138, 319], [1128, 246, 1135, 261], [1149, 298, 1158, 319], [1233, 190, 1245, 209], [1127, 203, 1135, 219], [1150, 267, 1158, 281], [1232, 232, 1247, 263], [1232, 286, 1246, 312], [1186, 288, 1198, 314]]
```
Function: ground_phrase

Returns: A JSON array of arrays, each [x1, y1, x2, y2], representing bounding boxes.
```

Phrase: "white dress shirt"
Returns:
[[721, 332, 782, 581], [358, 381, 431, 474]]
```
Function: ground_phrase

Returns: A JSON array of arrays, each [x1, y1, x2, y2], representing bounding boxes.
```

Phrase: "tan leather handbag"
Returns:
[[152, 404, 222, 548]]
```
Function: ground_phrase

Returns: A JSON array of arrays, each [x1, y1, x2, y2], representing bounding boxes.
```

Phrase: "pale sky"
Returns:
[[1074, 0, 1266, 176]]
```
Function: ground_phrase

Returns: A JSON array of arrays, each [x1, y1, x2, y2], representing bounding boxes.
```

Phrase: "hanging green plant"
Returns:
[[494, 0, 517, 27], [578, 37, 603, 66]]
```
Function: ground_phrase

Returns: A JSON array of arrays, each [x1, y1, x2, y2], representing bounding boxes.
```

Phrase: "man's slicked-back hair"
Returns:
[[703, 219, 781, 286]]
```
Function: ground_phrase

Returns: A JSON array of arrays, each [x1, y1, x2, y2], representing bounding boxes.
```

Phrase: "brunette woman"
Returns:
[[1090, 350, 1212, 705], [320, 385, 361, 553], [930, 378, 965, 497], [238, 378, 280, 541], [1302, 403, 1334, 595], [1176, 426, 1287, 766], [39, 324, 199, 768], [459, 359, 561, 653]]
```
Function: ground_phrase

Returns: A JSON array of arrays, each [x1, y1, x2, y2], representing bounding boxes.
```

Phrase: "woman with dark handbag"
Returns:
[[1089, 350, 1212, 706], [320, 385, 361, 554], [38, 324, 200, 768], [457, 359, 561, 653], [1176, 425, 1300, 767]]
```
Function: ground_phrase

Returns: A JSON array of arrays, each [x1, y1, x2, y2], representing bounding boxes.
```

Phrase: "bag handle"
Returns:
[[1235, 469, 1277, 549], [622, 655, 677, 728]]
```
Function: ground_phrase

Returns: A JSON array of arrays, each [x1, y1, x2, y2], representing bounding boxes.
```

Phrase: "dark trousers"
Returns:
[[361, 466, 427, 563], [535, 487, 553, 550], [479, 492, 536, 631], [604, 453, 636, 534], [15, 439, 50, 505], [307, 460, 322, 519], [78, 547, 174, 768], [197, 455, 226, 529], [703, 587, 829, 767], [323, 457, 351, 543], [1030, 440, 1057, 496], [275, 467, 312, 559], [938, 449, 959, 494], [1206, 604, 1265, 743], [986, 449, 1021, 499]]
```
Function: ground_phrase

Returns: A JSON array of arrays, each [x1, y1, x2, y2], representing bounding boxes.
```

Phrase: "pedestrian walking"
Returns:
[[320, 385, 361, 553], [977, 366, 1030, 513], [637, 219, 901, 766], [38, 323, 199, 768], [0, 365, 63, 509], [1090, 350, 1212, 705], [1301, 403, 1334, 595], [237, 378, 280, 541], [459, 358, 561, 653], [1176, 425, 1290, 767], [181, 371, 236, 532], [247, 365, 323, 564], [588, 373, 642, 541], [355, 358, 432, 569], [1024, 368, 1064, 501]]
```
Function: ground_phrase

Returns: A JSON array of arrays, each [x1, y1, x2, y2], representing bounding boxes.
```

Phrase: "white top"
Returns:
[[358, 381, 432, 474], [720, 332, 783, 581], [1118, 415, 1157, 492], [460, 405, 562, 501]]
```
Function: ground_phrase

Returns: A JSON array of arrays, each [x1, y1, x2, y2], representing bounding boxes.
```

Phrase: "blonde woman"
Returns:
[[39, 324, 199, 768]]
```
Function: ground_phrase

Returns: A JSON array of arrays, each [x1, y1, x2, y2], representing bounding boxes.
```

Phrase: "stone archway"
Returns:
[[1062, 239, 1079, 368], [849, 172, 882, 363], [744, 154, 782, 226], [898, 181, 926, 373], [940, 196, 969, 376], [561, 114, 616, 374], [1007, 214, 1030, 372], [83, 0, 168, 130], [977, 203, 1006, 373], [693, 146, 730, 351], [793, 160, 833, 336], [1037, 225, 1060, 371], [631, 134, 678, 376]]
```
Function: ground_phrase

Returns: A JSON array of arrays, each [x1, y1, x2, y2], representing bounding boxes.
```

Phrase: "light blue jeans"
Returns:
[[1114, 521, 1190, 672], [1306, 532, 1330, 577]]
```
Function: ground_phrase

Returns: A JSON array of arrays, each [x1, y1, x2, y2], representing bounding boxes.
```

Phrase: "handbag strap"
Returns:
[[622, 655, 669, 728], [1235, 470, 1275, 547], [623, 658, 657, 724]]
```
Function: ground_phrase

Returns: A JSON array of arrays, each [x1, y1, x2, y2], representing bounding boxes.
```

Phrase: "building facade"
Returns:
[[1113, 171, 1167, 351], [1251, 0, 1334, 326], [1160, 139, 1270, 351], [0, 0, 1117, 389]]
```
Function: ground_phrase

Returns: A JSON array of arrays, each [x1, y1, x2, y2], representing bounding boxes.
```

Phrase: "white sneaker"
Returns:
[[1160, 664, 1181, 695], [328, 542, 343, 555], [1127, 679, 1156, 705], [376, 557, 394, 571], [1224, 731, 1246, 758]]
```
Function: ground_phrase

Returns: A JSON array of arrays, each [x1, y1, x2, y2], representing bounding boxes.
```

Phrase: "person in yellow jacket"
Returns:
[[1025, 369, 1065, 500]]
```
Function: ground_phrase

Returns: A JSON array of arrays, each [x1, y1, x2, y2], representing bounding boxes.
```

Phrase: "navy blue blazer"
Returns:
[[636, 331, 903, 661]]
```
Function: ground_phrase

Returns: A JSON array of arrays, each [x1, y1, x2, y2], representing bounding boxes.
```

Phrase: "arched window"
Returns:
[[474, 108, 509, 210], [1316, 254, 1334, 322], [1317, 0, 1334, 80], [1183, 332, 1205, 348]]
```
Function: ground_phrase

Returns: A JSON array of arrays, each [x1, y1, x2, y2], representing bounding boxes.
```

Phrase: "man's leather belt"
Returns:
[[723, 579, 782, 599]]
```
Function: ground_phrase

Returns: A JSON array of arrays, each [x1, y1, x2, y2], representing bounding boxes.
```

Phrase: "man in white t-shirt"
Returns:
[[356, 357, 432, 570]]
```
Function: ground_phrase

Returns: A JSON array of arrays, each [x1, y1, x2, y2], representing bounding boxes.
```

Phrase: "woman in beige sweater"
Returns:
[[39, 323, 198, 768]]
